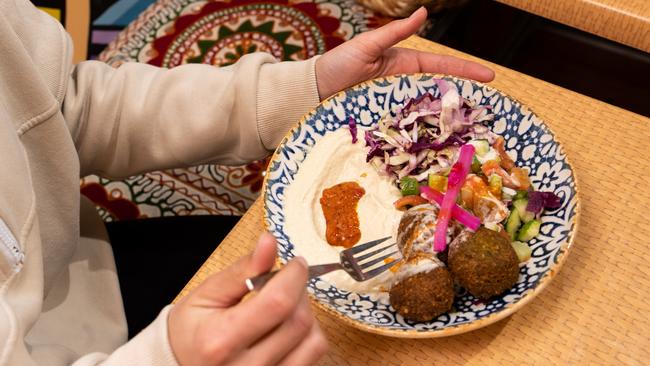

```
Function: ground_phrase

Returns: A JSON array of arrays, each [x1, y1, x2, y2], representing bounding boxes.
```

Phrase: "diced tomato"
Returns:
[[464, 174, 490, 195], [459, 174, 509, 225], [460, 174, 487, 209], [481, 160, 523, 190], [460, 185, 474, 209], [494, 136, 515, 171], [393, 195, 428, 210], [511, 167, 531, 190]]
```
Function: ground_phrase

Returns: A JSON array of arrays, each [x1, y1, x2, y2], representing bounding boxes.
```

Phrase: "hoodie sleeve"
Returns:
[[63, 54, 320, 178], [70, 306, 179, 366]]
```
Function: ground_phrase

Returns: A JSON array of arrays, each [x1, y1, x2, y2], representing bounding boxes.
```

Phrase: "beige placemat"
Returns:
[[495, 0, 650, 53], [176, 36, 650, 364]]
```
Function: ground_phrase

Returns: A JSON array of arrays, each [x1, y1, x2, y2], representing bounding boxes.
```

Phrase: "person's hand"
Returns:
[[315, 7, 495, 99], [168, 233, 327, 366]]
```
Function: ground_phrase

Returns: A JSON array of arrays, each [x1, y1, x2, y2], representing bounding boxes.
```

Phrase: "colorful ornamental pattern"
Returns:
[[148, 1, 342, 67], [85, 0, 392, 221]]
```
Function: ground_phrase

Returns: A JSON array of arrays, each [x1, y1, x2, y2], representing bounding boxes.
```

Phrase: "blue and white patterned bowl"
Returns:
[[263, 74, 580, 338]]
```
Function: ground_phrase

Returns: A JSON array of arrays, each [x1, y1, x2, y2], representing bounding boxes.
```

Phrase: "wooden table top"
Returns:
[[176, 36, 650, 364], [495, 0, 650, 52]]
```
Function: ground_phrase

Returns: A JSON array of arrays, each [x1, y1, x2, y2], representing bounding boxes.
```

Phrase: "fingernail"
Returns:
[[252, 241, 263, 259], [410, 6, 426, 19], [294, 256, 308, 269], [253, 232, 274, 259]]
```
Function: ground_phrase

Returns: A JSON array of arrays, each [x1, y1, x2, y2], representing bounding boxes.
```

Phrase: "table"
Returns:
[[176, 36, 650, 364], [495, 0, 650, 53]]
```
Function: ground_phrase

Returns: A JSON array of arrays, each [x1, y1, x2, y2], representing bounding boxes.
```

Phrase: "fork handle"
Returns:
[[245, 263, 343, 291]]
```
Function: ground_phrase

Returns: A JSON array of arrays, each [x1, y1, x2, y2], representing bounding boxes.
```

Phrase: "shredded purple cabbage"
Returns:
[[362, 80, 496, 181], [348, 117, 358, 144], [407, 134, 465, 153], [364, 130, 383, 162], [527, 191, 562, 214]]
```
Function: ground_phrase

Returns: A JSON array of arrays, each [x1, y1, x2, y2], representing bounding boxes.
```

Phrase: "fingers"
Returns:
[[234, 294, 316, 365], [411, 49, 495, 82], [278, 321, 329, 366], [193, 232, 278, 307], [250, 232, 278, 273], [211, 257, 309, 348], [356, 7, 428, 55]]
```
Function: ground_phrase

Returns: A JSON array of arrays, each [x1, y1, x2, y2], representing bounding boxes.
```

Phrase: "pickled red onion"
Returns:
[[432, 144, 475, 252], [419, 186, 480, 231]]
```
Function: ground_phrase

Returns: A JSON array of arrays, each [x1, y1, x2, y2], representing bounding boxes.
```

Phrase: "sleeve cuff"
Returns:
[[256, 56, 321, 150], [104, 305, 179, 366]]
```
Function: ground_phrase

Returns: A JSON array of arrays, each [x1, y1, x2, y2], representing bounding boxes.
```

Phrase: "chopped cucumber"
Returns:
[[517, 220, 541, 242], [471, 156, 482, 174], [399, 177, 419, 196], [513, 190, 528, 201], [505, 210, 521, 240], [511, 241, 532, 262], [477, 150, 500, 165], [468, 139, 490, 156], [512, 199, 535, 223], [489, 175, 503, 196], [428, 174, 447, 192]]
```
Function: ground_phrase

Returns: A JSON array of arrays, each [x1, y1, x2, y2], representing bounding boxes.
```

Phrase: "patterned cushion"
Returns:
[[80, 0, 394, 221]]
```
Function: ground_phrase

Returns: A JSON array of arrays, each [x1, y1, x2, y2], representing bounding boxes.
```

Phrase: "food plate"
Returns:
[[263, 74, 579, 338]]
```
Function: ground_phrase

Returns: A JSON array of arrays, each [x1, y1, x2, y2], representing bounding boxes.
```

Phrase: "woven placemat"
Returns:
[[495, 0, 650, 53], [176, 36, 650, 364]]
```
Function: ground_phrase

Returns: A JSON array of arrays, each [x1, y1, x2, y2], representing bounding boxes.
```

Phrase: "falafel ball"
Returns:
[[396, 204, 438, 260], [389, 254, 454, 322], [448, 227, 519, 299]]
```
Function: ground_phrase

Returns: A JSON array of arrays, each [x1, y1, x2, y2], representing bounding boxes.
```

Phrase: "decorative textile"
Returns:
[[89, 0, 158, 59], [31, 0, 154, 61], [81, 0, 393, 221]]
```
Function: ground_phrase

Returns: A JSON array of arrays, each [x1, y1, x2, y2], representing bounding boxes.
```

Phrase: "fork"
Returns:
[[245, 236, 400, 291]]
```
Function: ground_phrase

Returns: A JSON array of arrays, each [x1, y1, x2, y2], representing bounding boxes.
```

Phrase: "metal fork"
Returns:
[[245, 236, 399, 291]]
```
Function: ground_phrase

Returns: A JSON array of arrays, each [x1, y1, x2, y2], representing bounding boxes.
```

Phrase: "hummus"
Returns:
[[284, 128, 403, 294]]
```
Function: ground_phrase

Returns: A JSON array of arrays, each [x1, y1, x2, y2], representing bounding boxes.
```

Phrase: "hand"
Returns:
[[168, 233, 327, 366], [315, 7, 495, 99]]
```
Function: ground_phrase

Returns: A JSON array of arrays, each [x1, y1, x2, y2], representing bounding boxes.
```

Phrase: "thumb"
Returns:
[[191, 232, 277, 307], [357, 7, 427, 54]]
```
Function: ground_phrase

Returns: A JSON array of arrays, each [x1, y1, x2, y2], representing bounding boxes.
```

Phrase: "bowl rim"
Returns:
[[261, 73, 581, 338]]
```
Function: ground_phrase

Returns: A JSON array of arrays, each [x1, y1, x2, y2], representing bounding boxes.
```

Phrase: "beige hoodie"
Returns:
[[0, 0, 320, 364]]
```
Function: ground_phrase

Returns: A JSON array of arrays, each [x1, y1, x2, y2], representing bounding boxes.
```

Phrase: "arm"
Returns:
[[85, 235, 323, 366], [65, 8, 493, 180], [70, 307, 178, 366], [64, 54, 319, 178]]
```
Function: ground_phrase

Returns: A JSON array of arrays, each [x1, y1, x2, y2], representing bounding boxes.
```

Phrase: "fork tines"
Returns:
[[349, 236, 392, 254], [350, 236, 400, 278]]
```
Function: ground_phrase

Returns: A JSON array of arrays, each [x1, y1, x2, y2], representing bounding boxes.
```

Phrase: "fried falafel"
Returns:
[[389, 254, 455, 322], [448, 227, 519, 299], [396, 204, 438, 259]]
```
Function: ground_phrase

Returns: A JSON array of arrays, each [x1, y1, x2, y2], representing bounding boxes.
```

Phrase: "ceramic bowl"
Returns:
[[263, 74, 579, 338]]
